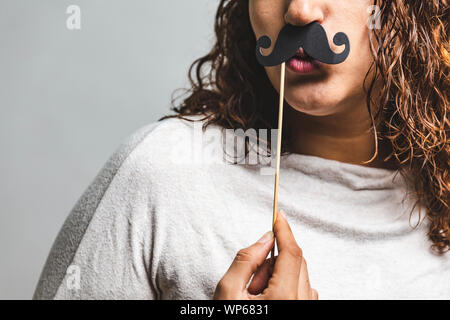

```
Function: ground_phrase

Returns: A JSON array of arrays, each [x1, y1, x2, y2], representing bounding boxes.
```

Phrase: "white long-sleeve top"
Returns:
[[34, 116, 450, 300]]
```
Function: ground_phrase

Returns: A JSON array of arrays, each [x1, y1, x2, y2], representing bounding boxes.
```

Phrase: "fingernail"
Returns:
[[257, 231, 274, 243], [278, 210, 286, 220]]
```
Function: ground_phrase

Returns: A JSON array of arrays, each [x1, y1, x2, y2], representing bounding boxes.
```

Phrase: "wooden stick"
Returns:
[[270, 62, 286, 262]]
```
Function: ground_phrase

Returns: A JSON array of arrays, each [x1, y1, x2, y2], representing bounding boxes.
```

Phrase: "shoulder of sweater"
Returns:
[[33, 115, 217, 300], [108, 114, 221, 179]]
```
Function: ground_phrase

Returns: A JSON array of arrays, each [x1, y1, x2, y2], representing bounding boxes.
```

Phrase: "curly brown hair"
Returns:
[[161, 0, 449, 253]]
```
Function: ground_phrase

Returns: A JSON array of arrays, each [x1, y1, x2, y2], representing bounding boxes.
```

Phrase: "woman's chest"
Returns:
[[151, 205, 450, 299]]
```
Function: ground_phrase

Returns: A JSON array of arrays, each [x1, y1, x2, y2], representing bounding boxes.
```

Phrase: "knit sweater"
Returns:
[[34, 116, 450, 300]]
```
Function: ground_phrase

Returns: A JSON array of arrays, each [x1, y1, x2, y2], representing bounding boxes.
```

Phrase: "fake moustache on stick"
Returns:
[[255, 22, 351, 67], [255, 22, 351, 259]]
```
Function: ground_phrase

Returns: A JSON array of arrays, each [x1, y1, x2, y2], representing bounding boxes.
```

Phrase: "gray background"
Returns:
[[0, 0, 218, 299]]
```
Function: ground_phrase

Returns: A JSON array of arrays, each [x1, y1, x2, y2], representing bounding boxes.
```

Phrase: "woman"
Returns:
[[34, 0, 449, 299]]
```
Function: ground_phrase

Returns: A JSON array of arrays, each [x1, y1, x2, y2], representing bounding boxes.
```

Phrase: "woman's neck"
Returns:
[[284, 103, 398, 170]]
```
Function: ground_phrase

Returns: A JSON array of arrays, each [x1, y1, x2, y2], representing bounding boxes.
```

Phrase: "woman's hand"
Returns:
[[214, 211, 318, 300]]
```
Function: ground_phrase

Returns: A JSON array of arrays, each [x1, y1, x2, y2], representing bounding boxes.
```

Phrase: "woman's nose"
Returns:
[[284, 0, 324, 26]]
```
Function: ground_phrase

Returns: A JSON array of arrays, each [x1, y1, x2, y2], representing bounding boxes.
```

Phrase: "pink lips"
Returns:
[[286, 48, 321, 74]]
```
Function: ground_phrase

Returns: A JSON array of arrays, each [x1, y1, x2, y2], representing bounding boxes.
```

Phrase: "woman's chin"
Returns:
[[285, 98, 337, 116]]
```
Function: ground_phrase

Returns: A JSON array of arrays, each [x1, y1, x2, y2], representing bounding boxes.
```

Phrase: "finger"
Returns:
[[247, 257, 276, 295], [273, 210, 300, 253], [263, 211, 303, 299], [222, 231, 274, 292], [311, 288, 319, 300], [298, 257, 312, 300]]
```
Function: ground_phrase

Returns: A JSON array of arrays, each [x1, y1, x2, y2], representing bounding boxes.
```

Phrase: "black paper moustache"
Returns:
[[255, 22, 350, 67]]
